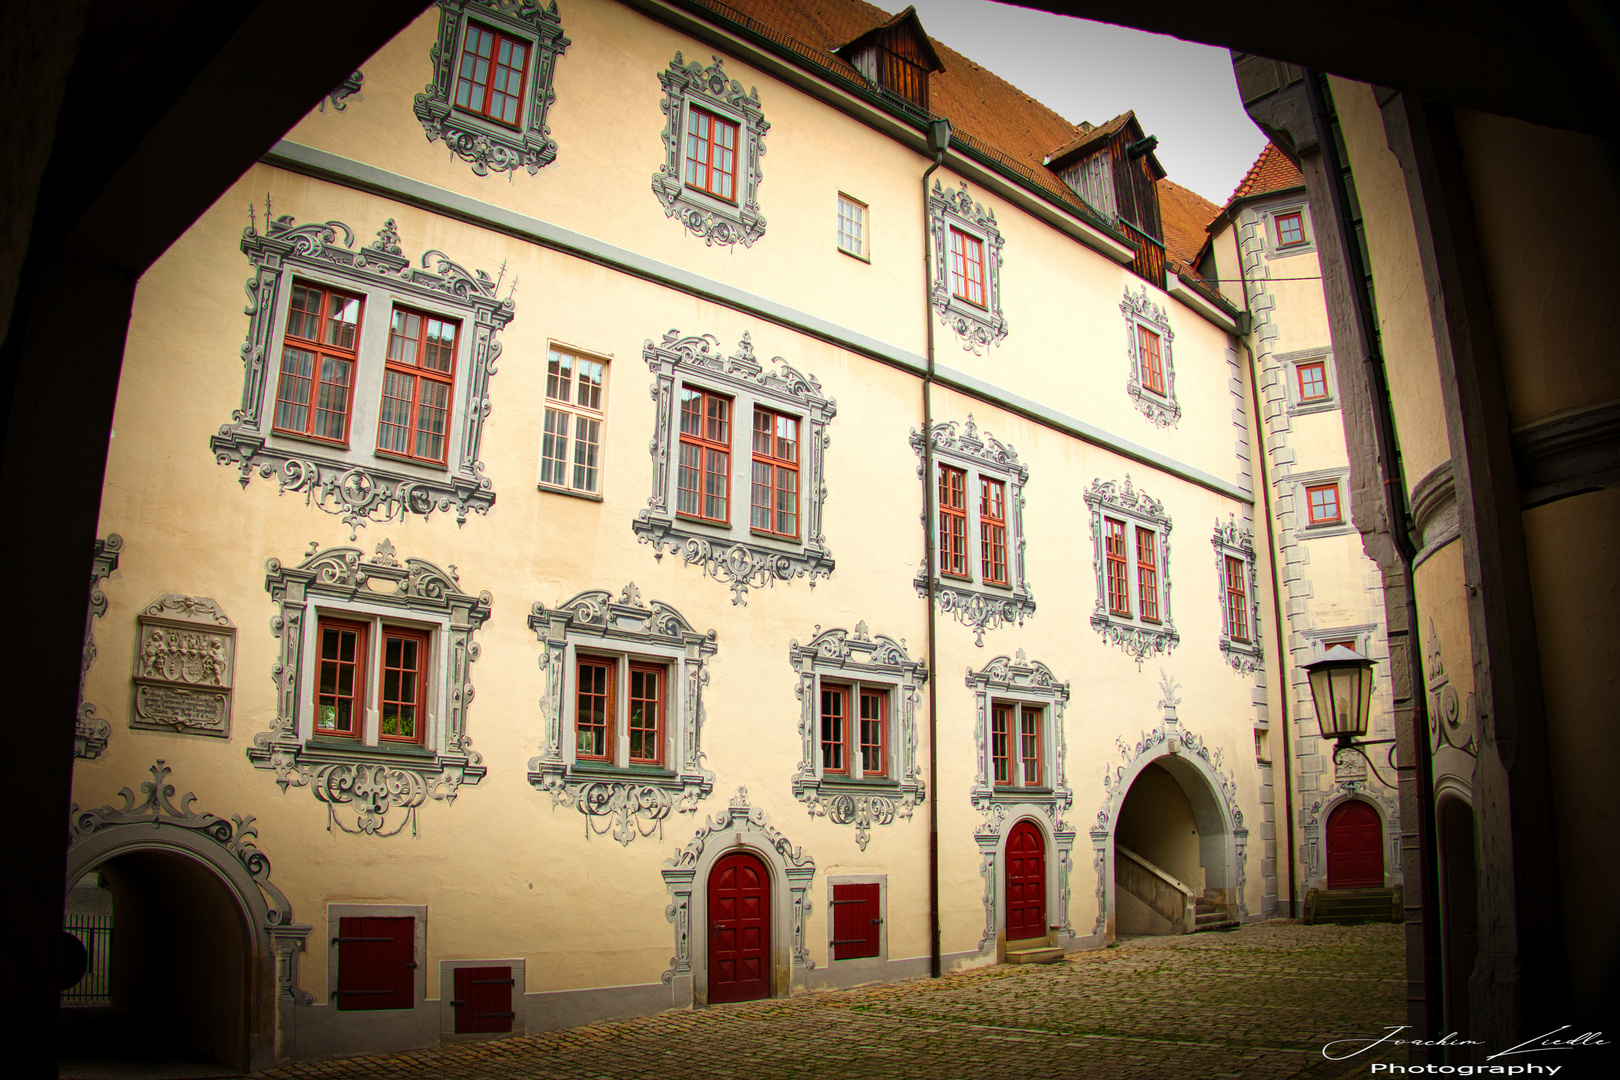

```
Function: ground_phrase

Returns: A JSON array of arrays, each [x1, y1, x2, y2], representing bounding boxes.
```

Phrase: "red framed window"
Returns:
[[858, 689, 887, 777], [830, 882, 880, 960], [1104, 517, 1131, 616], [1019, 706, 1043, 788], [1306, 483, 1342, 525], [1225, 555, 1250, 643], [938, 465, 969, 578], [378, 308, 458, 465], [275, 283, 361, 444], [316, 618, 367, 737], [379, 628, 428, 744], [540, 349, 607, 494], [1275, 211, 1306, 247], [684, 107, 739, 202], [1137, 325, 1165, 395], [991, 703, 1013, 785], [1297, 360, 1329, 401], [980, 478, 1008, 585], [628, 663, 664, 766], [820, 684, 849, 775], [677, 388, 731, 523], [454, 23, 528, 128], [336, 916, 414, 1011], [750, 408, 799, 538], [575, 657, 614, 761], [949, 227, 986, 307], [1136, 526, 1160, 622]]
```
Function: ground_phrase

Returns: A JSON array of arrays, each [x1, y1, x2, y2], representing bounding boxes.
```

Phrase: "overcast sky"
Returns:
[[904, 0, 1268, 206]]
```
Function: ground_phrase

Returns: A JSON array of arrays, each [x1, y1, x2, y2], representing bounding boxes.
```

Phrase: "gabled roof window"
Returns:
[[1046, 111, 1167, 281], [837, 6, 945, 114]]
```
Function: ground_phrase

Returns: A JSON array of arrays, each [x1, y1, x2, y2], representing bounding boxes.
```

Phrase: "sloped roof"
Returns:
[[1044, 110, 1135, 168], [1224, 142, 1305, 205], [1157, 178, 1222, 274], [836, 5, 945, 72]]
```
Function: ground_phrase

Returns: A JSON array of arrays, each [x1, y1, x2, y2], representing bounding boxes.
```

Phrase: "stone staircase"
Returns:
[[1004, 936, 1065, 964], [1303, 886, 1404, 925], [1193, 897, 1240, 933]]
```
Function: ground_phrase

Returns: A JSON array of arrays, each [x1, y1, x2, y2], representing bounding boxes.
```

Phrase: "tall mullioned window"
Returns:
[[751, 408, 799, 538], [837, 195, 866, 258], [379, 308, 458, 465], [275, 283, 361, 444], [677, 388, 732, 523], [684, 107, 738, 202], [454, 23, 529, 128], [540, 348, 606, 494]]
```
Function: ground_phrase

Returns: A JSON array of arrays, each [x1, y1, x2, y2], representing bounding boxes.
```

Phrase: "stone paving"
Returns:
[[266, 921, 1404, 1080]]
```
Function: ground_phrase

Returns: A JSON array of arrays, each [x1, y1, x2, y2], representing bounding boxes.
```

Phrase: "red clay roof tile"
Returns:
[[1225, 142, 1304, 205]]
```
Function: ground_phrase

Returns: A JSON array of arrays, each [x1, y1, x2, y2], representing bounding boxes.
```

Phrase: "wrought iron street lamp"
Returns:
[[1303, 643, 1395, 785]]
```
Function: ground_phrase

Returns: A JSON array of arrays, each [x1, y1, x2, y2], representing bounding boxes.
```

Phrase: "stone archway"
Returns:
[[65, 761, 311, 1073]]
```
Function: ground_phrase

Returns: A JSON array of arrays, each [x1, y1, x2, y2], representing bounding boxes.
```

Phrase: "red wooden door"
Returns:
[[708, 852, 770, 1003], [452, 966, 514, 1033], [1005, 820, 1047, 940], [1326, 800, 1384, 888]]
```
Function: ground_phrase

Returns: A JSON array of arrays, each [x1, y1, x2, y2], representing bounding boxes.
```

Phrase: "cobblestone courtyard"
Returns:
[[267, 921, 1404, 1080]]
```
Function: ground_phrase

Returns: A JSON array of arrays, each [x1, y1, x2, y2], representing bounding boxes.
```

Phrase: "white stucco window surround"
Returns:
[[528, 583, 717, 846], [1261, 198, 1317, 257], [928, 180, 1008, 352], [1121, 284, 1180, 428], [1294, 467, 1357, 538], [1213, 516, 1263, 674], [632, 331, 835, 605], [652, 52, 768, 248], [411, 0, 571, 177], [1084, 475, 1179, 667], [211, 212, 516, 537], [250, 540, 492, 839], [1278, 347, 1339, 416]]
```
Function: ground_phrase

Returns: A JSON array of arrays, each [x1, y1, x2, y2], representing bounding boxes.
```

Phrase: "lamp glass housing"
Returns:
[[1305, 643, 1376, 742]]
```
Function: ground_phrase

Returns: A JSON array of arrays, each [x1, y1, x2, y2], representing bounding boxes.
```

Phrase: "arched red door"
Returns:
[[1326, 800, 1383, 888], [1005, 820, 1047, 940], [708, 852, 770, 1003]]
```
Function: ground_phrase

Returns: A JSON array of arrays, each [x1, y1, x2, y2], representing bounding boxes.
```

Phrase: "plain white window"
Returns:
[[837, 195, 866, 258]]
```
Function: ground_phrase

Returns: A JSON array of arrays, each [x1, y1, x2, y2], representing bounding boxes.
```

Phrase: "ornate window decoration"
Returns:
[[212, 209, 516, 537], [320, 70, 364, 112], [788, 622, 927, 851], [131, 594, 237, 738], [1213, 516, 1262, 674], [1084, 475, 1179, 667], [528, 583, 718, 846], [928, 180, 1007, 352], [911, 415, 1034, 646], [1121, 285, 1180, 428], [249, 539, 491, 838], [413, 0, 570, 176], [633, 331, 835, 605], [652, 53, 769, 248], [661, 787, 816, 988], [966, 651, 1075, 952], [76, 533, 123, 759]]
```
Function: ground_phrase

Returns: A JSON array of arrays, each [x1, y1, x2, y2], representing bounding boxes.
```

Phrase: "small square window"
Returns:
[[1297, 360, 1329, 402], [540, 348, 608, 495], [1306, 483, 1343, 525], [837, 195, 867, 259], [1275, 211, 1306, 247]]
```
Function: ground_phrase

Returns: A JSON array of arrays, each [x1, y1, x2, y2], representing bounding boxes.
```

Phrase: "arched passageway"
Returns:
[[1111, 757, 1237, 936]]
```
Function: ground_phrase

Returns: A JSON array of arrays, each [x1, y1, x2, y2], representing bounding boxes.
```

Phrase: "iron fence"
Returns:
[[62, 915, 112, 1006]]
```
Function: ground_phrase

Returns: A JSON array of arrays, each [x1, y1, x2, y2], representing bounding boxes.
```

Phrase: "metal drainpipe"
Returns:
[[922, 116, 950, 981]]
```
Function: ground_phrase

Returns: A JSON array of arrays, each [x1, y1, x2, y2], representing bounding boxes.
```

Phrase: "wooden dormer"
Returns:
[[837, 6, 945, 114], [1046, 112, 1168, 282]]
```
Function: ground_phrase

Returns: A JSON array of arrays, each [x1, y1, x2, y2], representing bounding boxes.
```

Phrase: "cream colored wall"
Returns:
[[1452, 110, 1620, 427], [1207, 221, 1244, 308], [1327, 76, 1449, 491], [78, 0, 1271, 1023]]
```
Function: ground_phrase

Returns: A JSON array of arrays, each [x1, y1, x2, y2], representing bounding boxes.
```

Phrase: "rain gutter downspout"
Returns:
[[922, 116, 950, 981]]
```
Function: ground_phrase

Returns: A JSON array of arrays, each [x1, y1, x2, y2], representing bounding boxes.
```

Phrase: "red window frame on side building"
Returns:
[[1225, 555, 1250, 643], [454, 22, 529, 128], [858, 689, 887, 778], [677, 388, 732, 524], [1306, 483, 1343, 525], [1275, 211, 1306, 247], [377, 307, 458, 466], [627, 663, 665, 767], [991, 703, 1014, 786], [684, 106, 739, 202], [574, 657, 614, 763], [948, 227, 986, 307], [316, 618, 368, 739], [1104, 517, 1131, 617], [1296, 360, 1329, 402], [1137, 325, 1165, 395], [378, 627, 429, 745], [750, 408, 800, 539], [275, 283, 362, 445], [820, 684, 849, 776], [980, 477, 1008, 585], [1019, 706, 1043, 788], [938, 465, 969, 579], [1136, 526, 1160, 622]]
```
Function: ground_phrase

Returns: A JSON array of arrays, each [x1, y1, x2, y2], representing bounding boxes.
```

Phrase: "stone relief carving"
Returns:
[[70, 760, 313, 1003], [1121, 284, 1181, 428], [911, 415, 1035, 645], [76, 534, 122, 760], [1089, 672, 1248, 936], [414, 0, 570, 176], [211, 205, 516, 537], [528, 583, 718, 845], [1425, 617, 1477, 758], [928, 180, 1008, 352], [660, 787, 816, 984], [131, 594, 236, 738], [789, 622, 927, 851], [1084, 474, 1179, 666], [652, 53, 768, 248], [633, 331, 835, 604], [1212, 516, 1263, 674], [966, 650, 1074, 951], [320, 70, 364, 112], [249, 540, 491, 837]]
